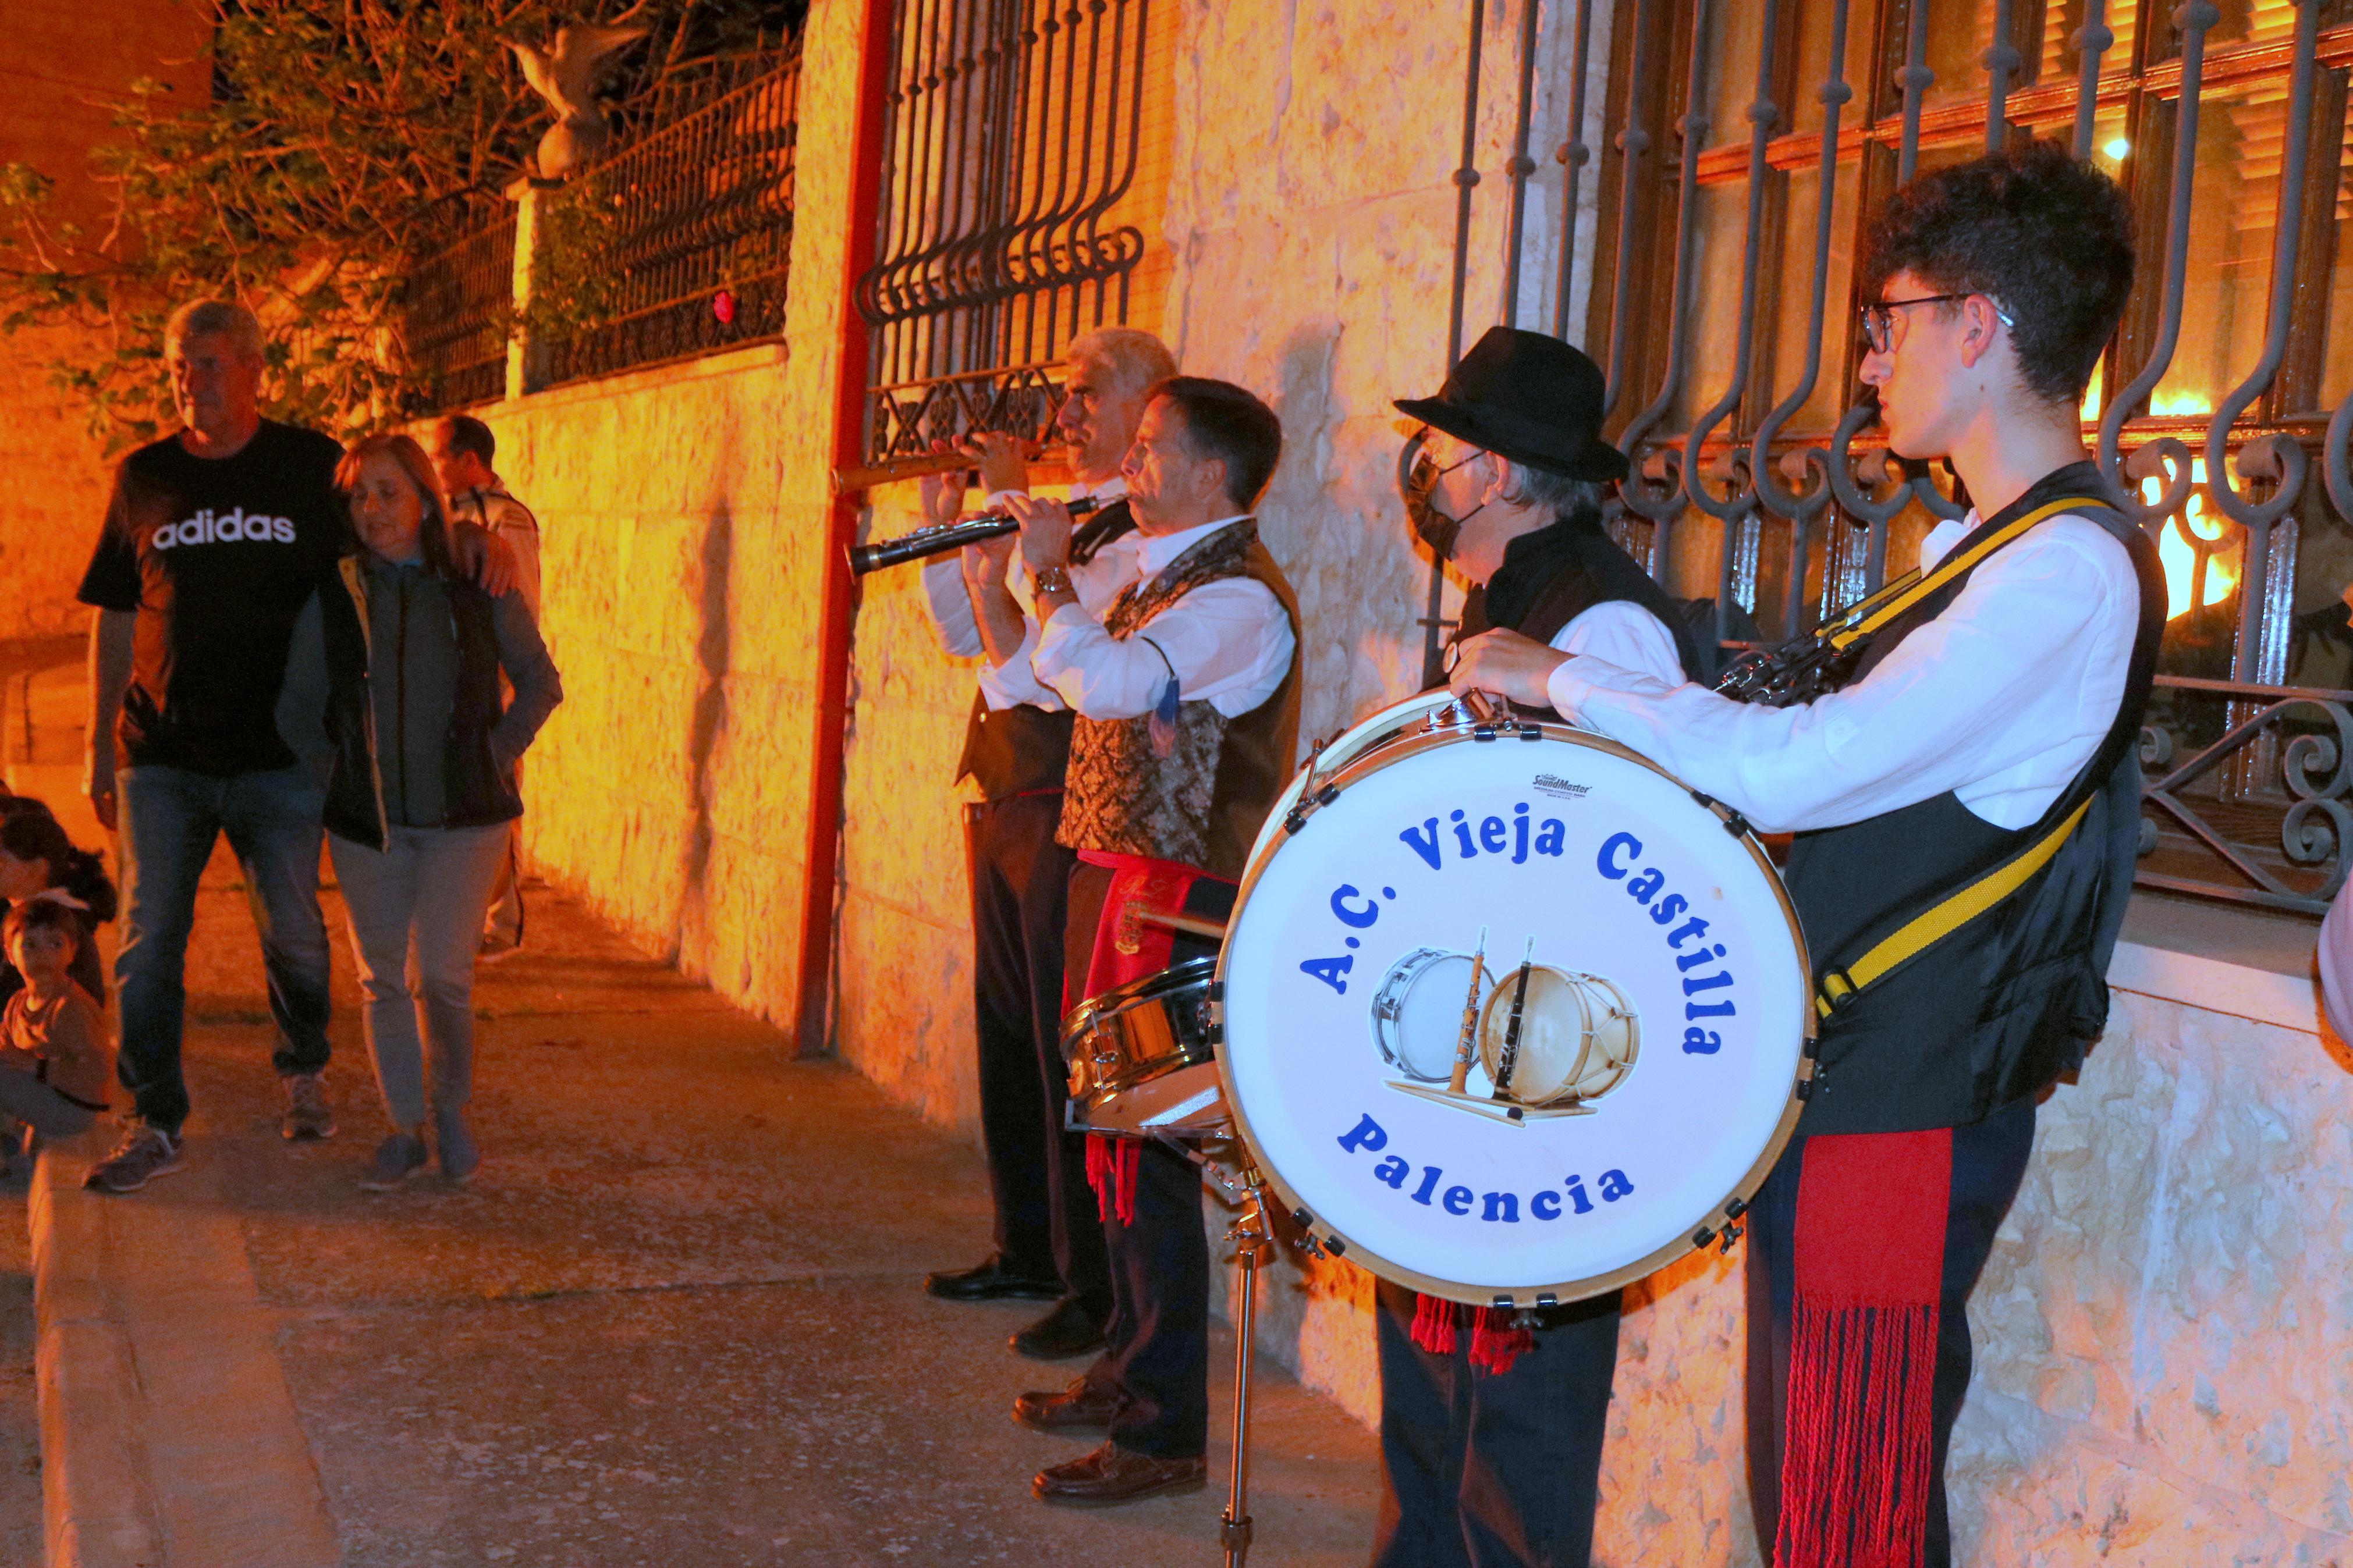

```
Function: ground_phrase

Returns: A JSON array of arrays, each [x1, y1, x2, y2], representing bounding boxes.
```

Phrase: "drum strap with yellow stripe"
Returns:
[[1805, 496, 2162, 1022]]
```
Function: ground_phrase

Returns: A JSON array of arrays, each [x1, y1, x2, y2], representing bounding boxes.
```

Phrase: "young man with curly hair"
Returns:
[[1453, 140, 2161, 1567]]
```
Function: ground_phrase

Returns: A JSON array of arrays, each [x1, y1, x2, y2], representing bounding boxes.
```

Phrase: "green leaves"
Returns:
[[0, 0, 793, 450]]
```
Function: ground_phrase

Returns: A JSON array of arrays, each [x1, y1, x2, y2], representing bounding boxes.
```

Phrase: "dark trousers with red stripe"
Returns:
[[1369, 1282, 1621, 1568], [1064, 863, 1234, 1459], [1744, 1097, 2039, 1568], [967, 793, 1111, 1318]]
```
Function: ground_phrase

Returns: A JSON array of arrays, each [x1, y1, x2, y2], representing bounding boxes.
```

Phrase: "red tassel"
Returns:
[[1776, 1300, 1940, 1567], [1411, 1292, 1458, 1354], [1469, 1308, 1536, 1376], [1084, 1134, 1140, 1226], [1410, 1293, 1535, 1376], [1774, 1129, 1953, 1568]]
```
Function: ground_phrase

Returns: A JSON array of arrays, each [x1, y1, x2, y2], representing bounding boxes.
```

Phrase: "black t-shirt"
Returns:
[[77, 421, 351, 776]]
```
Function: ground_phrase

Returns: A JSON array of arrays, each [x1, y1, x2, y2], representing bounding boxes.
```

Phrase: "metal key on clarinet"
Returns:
[[847, 494, 1104, 575]]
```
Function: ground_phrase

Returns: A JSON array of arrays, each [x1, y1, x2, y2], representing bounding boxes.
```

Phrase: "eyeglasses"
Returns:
[[1858, 294, 2017, 355]]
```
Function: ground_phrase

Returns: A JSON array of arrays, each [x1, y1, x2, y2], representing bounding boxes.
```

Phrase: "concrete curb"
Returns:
[[31, 1130, 342, 1568]]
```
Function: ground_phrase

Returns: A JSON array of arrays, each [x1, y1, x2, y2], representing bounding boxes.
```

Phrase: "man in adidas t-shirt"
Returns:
[[76, 298, 510, 1194]]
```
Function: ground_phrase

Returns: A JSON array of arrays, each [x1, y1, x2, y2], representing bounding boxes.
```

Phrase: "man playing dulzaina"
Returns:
[[1452, 141, 2162, 1567]]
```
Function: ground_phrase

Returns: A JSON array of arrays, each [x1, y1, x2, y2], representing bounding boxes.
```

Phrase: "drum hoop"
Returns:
[[1085, 1040, 1221, 1101], [1061, 955, 1221, 1039], [1211, 711, 1818, 1307]]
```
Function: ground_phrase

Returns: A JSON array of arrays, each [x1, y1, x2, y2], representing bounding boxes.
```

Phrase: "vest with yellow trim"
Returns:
[[955, 499, 1137, 799], [1779, 462, 2163, 1135], [1056, 518, 1302, 880]]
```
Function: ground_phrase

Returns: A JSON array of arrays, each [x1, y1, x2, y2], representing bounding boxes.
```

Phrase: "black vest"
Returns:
[[955, 498, 1138, 800], [316, 557, 524, 851], [1784, 463, 2163, 1135], [1455, 509, 1705, 702]]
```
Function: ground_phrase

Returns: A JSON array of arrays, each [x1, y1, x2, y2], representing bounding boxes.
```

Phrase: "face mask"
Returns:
[[1400, 433, 1484, 560]]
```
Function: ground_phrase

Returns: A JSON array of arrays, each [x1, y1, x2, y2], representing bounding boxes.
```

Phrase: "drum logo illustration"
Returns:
[[1369, 936, 1639, 1123]]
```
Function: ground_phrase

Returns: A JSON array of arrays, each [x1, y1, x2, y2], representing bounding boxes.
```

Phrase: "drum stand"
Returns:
[[1220, 1165, 1270, 1568]]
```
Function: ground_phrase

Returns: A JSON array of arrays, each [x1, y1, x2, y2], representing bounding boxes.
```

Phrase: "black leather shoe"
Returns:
[[925, 1256, 1064, 1302], [1010, 1294, 1108, 1360], [1013, 1375, 1125, 1433], [1034, 1442, 1208, 1506]]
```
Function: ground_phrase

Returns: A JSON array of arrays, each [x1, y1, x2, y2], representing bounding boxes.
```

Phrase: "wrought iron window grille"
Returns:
[[854, 0, 1160, 465], [1444, 0, 2353, 915]]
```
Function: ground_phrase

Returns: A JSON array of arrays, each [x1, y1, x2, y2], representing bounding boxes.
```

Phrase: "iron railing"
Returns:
[[400, 211, 517, 415], [1442, 0, 2353, 916], [854, 0, 1156, 464], [537, 48, 801, 389]]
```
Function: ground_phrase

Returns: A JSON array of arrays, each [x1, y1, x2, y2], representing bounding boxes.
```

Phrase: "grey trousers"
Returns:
[[0, 1069, 98, 1139], [482, 835, 524, 947], [328, 822, 510, 1130]]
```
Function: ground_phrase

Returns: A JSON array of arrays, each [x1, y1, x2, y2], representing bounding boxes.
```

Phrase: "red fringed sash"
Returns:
[[1409, 1292, 1536, 1375], [1071, 849, 1204, 1227], [1775, 1128, 1954, 1568]]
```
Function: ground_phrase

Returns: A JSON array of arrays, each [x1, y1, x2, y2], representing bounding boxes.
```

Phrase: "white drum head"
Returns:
[[1216, 707, 1811, 1305]]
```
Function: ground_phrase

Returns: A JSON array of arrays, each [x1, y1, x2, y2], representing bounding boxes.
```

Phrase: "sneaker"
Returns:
[[84, 1123, 183, 1193], [359, 1133, 429, 1191], [434, 1102, 479, 1185], [281, 1072, 337, 1141], [477, 933, 523, 965]]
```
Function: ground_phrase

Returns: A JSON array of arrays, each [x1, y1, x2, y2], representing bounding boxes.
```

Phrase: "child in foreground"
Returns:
[[0, 897, 115, 1175]]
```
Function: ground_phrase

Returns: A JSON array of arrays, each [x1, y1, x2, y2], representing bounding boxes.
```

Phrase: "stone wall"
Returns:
[[463, 346, 814, 1009]]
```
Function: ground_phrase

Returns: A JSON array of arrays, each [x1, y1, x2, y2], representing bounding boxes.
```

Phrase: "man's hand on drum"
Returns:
[[1009, 490, 1075, 574], [1447, 628, 1568, 710]]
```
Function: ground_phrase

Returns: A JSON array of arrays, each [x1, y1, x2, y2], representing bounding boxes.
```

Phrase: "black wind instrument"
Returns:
[[847, 495, 1104, 576]]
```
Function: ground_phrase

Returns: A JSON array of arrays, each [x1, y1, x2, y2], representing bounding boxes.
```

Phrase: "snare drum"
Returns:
[[1061, 957, 1228, 1138], [1213, 695, 1813, 1306], [1369, 947, 1495, 1082], [1478, 965, 1639, 1107]]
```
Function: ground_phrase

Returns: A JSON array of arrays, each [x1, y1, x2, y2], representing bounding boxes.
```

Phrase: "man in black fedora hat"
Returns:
[[1371, 325, 1697, 1568]]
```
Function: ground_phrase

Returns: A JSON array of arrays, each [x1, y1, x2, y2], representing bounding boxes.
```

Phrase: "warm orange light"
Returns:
[[2145, 472, 2237, 620]]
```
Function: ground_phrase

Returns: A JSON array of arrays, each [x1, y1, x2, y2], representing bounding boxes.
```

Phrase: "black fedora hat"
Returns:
[[1393, 326, 1628, 482]]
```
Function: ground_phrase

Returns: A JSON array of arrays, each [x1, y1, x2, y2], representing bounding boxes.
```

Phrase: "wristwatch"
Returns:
[[1031, 564, 1074, 598]]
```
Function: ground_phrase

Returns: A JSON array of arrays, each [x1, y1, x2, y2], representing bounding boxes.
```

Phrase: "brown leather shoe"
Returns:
[[1013, 1377, 1125, 1433], [1032, 1441, 1208, 1507]]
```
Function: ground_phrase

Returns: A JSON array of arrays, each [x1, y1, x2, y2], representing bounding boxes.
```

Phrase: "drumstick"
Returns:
[[1447, 927, 1488, 1095], [1133, 908, 1229, 943], [1493, 937, 1536, 1100]]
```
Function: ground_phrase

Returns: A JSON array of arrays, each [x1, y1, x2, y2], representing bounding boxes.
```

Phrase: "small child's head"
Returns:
[[4, 897, 80, 987]]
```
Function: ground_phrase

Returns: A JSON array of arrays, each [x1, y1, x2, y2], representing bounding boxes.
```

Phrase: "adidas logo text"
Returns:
[[154, 509, 296, 549]]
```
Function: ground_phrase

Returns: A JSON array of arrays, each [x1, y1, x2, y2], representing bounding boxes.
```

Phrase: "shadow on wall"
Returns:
[[683, 488, 735, 947]]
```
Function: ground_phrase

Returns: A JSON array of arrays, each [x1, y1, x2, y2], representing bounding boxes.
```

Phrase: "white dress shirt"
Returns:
[[1543, 508, 2138, 833], [917, 476, 1142, 712], [1031, 515, 1297, 721], [1543, 599, 1685, 685]]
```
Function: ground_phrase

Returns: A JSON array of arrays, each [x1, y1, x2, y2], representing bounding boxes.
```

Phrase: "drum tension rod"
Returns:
[[1687, 788, 1754, 838], [1281, 782, 1341, 835]]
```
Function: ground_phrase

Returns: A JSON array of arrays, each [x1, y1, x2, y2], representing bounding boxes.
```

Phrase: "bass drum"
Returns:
[[1213, 696, 1813, 1306]]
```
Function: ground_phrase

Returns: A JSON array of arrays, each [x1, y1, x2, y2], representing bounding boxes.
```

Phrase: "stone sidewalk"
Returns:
[[6, 645, 1379, 1566]]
